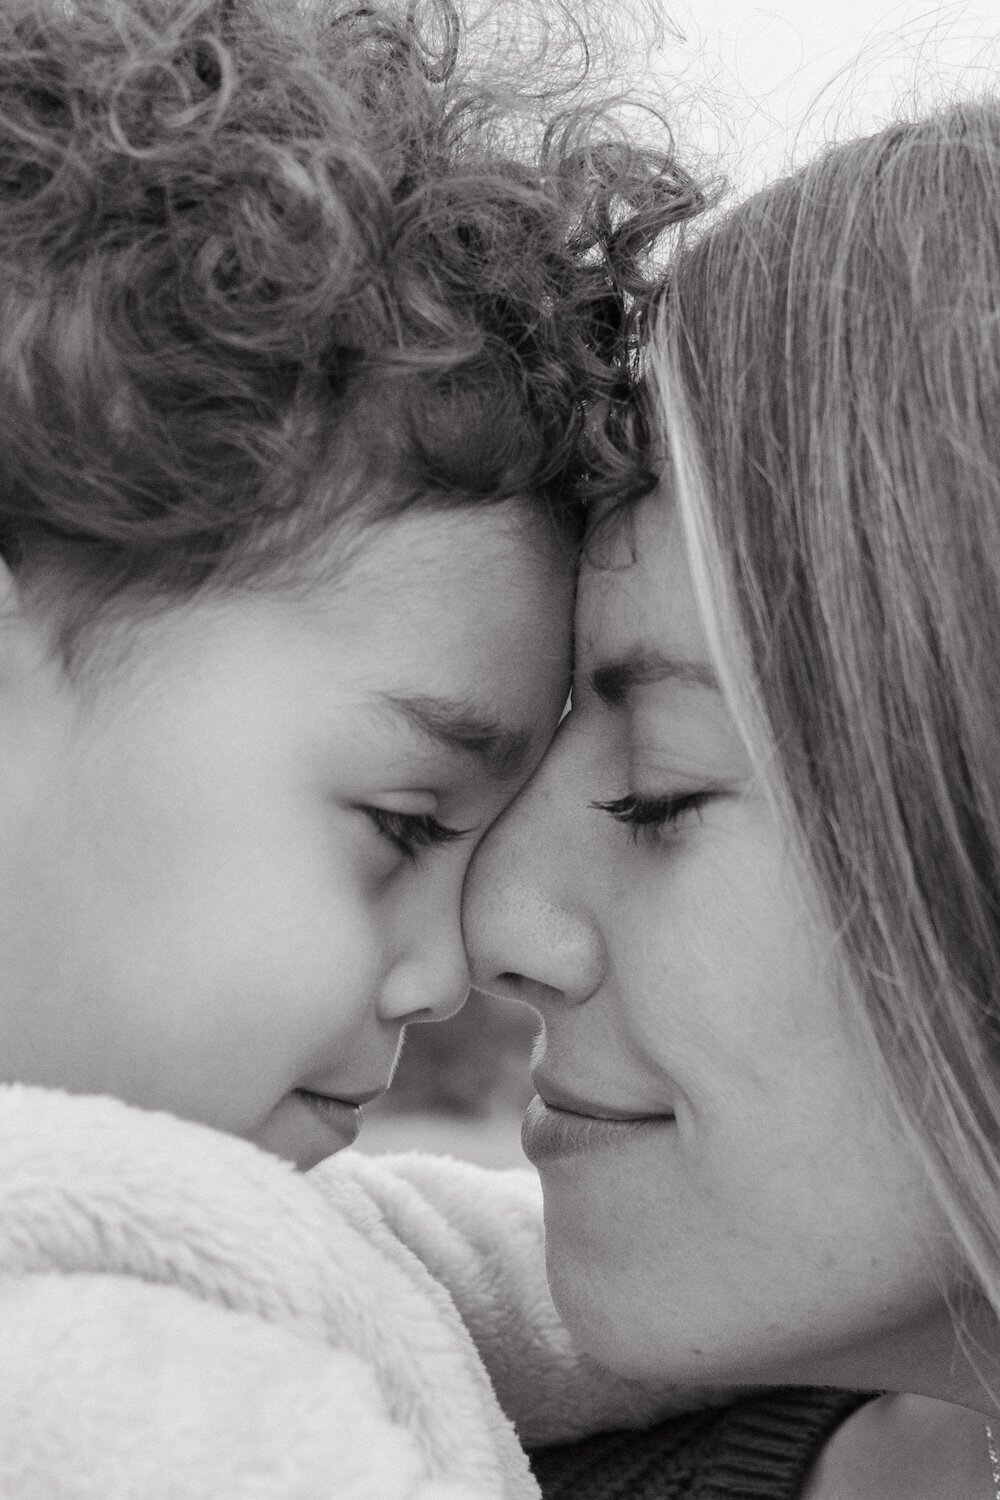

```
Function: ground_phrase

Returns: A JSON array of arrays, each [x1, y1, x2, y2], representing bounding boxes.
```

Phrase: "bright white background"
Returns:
[[649, 0, 1000, 190]]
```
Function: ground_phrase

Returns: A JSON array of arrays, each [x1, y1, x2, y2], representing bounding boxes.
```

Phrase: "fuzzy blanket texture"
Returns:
[[0, 1085, 725, 1498]]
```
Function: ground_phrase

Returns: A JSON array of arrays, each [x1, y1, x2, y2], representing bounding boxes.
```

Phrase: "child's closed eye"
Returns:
[[363, 806, 472, 862]]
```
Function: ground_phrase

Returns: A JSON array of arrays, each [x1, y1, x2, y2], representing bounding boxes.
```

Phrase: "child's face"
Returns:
[[0, 503, 572, 1167]]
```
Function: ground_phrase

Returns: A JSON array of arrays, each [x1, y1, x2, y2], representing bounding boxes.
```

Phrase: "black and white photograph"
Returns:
[[0, 0, 997, 1493]]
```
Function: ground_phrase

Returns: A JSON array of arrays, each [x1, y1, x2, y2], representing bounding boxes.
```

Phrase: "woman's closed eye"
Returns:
[[591, 791, 715, 843], [363, 805, 472, 862]]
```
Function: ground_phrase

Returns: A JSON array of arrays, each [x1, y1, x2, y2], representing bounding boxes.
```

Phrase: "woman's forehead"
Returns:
[[576, 497, 703, 665]]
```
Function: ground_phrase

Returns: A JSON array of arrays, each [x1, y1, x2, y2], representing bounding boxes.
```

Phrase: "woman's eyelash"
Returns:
[[364, 807, 471, 861], [590, 792, 712, 841]]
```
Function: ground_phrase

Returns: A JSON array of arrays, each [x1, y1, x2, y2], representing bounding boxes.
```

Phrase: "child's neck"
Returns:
[[800, 1393, 992, 1500]]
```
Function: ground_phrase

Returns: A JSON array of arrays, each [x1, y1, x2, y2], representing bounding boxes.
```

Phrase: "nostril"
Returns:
[[495, 972, 546, 1001], [493, 973, 566, 1009], [475, 973, 533, 1005]]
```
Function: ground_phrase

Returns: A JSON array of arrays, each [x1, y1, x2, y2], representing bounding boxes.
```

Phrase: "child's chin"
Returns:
[[250, 1091, 358, 1170]]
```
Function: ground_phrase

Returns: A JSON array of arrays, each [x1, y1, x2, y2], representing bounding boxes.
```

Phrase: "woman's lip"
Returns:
[[532, 1076, 671, 1121], [521, 1095, 673, 1162]]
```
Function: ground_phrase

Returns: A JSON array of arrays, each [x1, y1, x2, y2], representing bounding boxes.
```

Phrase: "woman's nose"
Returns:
[[463, 738, 606, 1011]]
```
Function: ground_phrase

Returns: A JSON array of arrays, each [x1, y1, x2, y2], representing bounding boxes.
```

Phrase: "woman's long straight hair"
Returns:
[[654, 100, 1000, 1390]]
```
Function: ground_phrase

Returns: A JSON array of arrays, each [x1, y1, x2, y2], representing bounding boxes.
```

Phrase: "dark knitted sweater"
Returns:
[[530, 1387, 874, 1500]]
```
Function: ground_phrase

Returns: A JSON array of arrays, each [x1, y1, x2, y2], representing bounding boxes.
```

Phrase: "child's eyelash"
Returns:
[[590, 792, 712, 841], [364, 807, 471, 861]]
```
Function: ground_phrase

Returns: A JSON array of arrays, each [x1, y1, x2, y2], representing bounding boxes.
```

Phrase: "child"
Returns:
[[0, 0, 720, 1493]]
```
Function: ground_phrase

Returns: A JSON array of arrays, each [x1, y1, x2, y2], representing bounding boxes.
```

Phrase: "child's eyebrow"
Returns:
[[378, 692, 533, 781]]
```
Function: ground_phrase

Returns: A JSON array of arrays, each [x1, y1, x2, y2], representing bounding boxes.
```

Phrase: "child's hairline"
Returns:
[[15, 471, 584, 686]]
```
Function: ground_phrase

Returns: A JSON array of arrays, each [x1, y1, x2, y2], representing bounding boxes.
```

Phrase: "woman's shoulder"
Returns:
[[528, 1386, 874, 1500], [799, 1393, 992, 1500]]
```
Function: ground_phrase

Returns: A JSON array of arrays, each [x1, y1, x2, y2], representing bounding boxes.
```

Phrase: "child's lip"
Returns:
[[293, 1090, 364, 1147], [297, 1085, 386, 1107]]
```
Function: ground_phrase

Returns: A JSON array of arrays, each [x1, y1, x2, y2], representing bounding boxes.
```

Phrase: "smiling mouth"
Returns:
[[531, 1076, 674, 1123], [521, 1095, 672, 1162], [542, 1100, 669, 1124]]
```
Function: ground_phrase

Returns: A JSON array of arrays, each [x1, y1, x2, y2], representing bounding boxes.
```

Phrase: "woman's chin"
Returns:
[[539, 1188, 811, 1389], [545, 1257, 760, 1388]]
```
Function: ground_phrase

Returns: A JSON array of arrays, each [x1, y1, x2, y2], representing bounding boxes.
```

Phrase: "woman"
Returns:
[[465, 98, 1000, 1497]]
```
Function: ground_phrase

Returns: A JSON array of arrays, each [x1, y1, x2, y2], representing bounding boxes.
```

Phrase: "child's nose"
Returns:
[[377, 931, 470, 1026]]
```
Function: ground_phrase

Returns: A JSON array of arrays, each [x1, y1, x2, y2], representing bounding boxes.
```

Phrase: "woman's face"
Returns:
[[464, 493, 957, 1391]]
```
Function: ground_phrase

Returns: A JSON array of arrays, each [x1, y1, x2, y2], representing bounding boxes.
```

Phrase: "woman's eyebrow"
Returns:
[[378, 691, 533, 780], [590, 651, 720, 706]]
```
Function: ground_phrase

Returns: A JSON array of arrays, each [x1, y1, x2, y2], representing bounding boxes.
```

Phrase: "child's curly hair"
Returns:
[[0, 0, 703, 649]]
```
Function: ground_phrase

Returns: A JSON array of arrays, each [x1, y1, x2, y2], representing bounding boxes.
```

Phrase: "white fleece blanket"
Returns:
[[0, 1085, 726, 1499]]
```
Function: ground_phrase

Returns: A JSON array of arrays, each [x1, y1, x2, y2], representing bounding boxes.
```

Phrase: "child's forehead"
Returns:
[[302, 500, 572, 656], [290, 504, 574, 776], [107, 502, 558, 765]]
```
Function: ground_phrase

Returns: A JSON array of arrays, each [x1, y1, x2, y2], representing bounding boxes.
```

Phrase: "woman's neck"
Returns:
[[781, 1291, 1000, 1415]]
